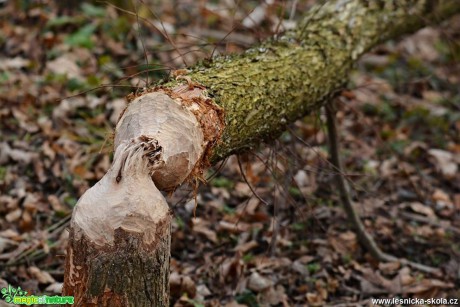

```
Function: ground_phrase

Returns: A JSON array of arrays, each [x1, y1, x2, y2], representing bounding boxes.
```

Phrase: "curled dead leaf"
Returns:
[[428, 149, 458, 179], [170, 272, 197, 299], [306, 292, 324, 306], [247, 272, 273, 292], [28, 266, 55, 284], [408, 202, 436, 218]]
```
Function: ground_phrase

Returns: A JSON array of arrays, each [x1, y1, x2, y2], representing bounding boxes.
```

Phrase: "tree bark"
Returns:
[[182, 0, 460, 163], [63, 0, 460, 306], [63, 227, 170, 306]]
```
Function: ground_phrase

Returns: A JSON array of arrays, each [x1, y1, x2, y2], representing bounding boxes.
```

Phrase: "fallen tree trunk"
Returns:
[[63, 0, 460, 306], [187, 0, 460, 163]]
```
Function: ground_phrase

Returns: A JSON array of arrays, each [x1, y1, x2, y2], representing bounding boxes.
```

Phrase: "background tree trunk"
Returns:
[[63, 1, 460, 306]]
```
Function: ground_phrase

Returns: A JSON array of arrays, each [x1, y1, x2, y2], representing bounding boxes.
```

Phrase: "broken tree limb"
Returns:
[[325, 101, 441, 275], [63, 0, 460, 305]]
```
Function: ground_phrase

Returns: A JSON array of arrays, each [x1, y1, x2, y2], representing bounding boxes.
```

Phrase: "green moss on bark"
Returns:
[[163, 0, 460, 163]]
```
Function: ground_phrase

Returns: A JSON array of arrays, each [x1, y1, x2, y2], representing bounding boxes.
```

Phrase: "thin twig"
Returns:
[[57, 84, 142, 101], [206, 157, 229, 182], [236, 155, 269, 206]]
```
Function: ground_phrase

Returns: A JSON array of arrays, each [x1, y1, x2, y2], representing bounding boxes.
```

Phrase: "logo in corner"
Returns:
[[1, 284, 28, 303], [1, 284, 74, 305]]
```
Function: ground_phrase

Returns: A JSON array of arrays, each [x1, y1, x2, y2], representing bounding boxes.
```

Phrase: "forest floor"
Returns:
[[0, 1, 459, 306]]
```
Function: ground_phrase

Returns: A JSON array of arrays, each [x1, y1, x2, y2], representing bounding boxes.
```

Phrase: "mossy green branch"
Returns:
[[164, 0, 460, 163]]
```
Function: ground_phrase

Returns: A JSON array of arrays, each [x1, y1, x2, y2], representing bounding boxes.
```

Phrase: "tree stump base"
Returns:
[[63, 223, 171, 307]]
